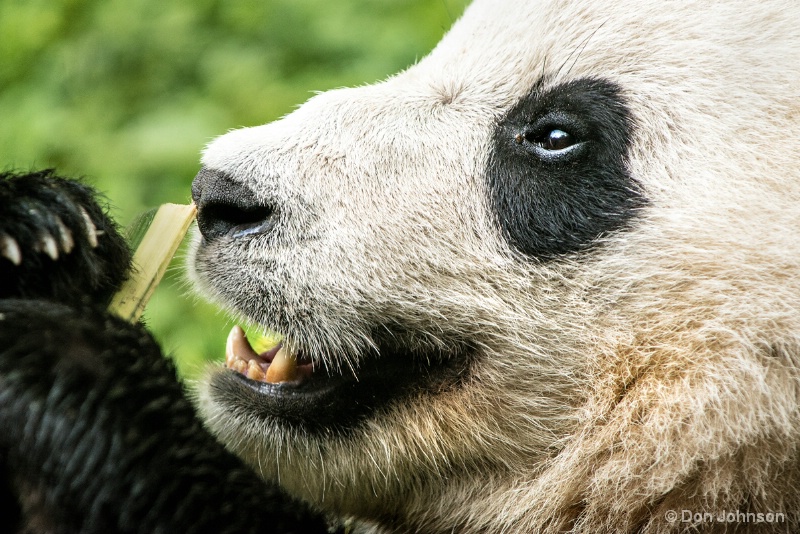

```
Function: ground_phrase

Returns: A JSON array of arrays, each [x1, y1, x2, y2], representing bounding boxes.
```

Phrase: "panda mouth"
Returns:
[[224, 326, 314, 385], [215, 324, 471, 432]]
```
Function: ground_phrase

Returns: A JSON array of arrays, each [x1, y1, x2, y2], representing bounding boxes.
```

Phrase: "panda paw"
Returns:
[[0, 170, 132, 304]]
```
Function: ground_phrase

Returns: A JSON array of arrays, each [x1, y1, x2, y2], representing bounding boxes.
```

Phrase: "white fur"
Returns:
[[191, 1, 800, 532]]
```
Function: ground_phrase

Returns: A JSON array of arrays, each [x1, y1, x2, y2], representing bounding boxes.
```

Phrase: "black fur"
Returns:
[[487, 77, 646, 259], [0, 170, 131, 303], [0, 171, 333, 534]]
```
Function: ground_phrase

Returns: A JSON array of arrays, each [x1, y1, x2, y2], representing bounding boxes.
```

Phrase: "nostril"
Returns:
[[200, 202, 276, 239], [192, 166, 277, 241]]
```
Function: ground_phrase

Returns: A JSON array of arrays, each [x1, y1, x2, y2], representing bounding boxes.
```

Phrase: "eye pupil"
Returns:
[[543, 129, 574, 151]]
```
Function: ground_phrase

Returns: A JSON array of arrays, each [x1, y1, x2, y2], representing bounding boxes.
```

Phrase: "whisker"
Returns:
[[555, 18, 609, 79]]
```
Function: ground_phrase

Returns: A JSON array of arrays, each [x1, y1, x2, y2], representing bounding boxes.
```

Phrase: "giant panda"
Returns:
[[3, 0, 800, 533]]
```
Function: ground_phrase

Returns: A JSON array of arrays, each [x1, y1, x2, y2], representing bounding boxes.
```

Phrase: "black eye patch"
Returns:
[[487, 77, 646, 259]]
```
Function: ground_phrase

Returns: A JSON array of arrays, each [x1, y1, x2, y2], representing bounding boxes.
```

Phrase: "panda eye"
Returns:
[[518, 128, 578, 153], [514, 120, 585, 161], [532, 129, 575, 151]]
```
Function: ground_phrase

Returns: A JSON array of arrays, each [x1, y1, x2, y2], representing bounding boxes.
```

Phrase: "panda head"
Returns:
[[189, 0, 800, 530]]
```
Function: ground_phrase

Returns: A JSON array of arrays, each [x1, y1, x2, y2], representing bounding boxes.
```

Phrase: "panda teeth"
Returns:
[[225, 325, 299, 384], [246, 359, 266, 381], [265, 346, 299, 384], [225, 325, 259, 367]]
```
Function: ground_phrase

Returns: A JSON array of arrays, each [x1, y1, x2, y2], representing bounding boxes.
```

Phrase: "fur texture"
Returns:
[[191, 1, 800, 532]]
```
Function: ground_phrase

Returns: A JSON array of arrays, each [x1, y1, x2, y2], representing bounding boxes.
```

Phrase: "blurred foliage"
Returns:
[[0, 0, 469, 379]]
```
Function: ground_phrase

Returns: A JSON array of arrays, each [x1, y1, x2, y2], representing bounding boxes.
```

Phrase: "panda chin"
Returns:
[[209, 324, 471, 434]]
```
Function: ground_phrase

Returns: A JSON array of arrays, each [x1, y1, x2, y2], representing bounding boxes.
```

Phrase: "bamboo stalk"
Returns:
[[109, 203, 197, 323]]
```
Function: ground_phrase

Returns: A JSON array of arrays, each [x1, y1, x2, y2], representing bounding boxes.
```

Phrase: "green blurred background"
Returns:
[[0, 0, 469, 379]]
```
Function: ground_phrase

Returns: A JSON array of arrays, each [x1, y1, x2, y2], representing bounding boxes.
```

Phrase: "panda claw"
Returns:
[[79, 207, 99, 248], [54, 216, 75, 254], [1, 233, 22, 266], [37, 233, 60, 261]]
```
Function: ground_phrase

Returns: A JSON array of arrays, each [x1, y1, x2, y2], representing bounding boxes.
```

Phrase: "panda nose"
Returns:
[[191, 167, 276, 241]]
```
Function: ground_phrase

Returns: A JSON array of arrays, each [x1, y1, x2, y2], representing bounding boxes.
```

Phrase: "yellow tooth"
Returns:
[[265, 346, 299, 383], [246, 359, 266, 381], [226, 326, 243, 367], [225, 325, 259, 369], [232, 359, 247, 374]]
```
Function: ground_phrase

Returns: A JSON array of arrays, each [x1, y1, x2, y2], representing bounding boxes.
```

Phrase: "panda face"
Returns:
[[189, 80, 644, 434], [189, 0, 800, 531]]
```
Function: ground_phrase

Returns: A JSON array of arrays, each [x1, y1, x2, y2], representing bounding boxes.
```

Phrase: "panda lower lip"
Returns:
[[212, 327, 472, 433]]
